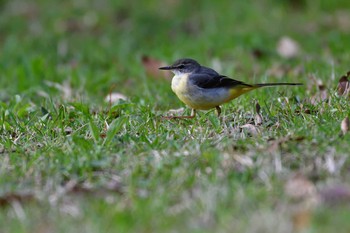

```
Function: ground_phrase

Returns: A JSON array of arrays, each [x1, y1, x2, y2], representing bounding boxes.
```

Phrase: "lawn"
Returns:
[[1, 0, 350, 232]]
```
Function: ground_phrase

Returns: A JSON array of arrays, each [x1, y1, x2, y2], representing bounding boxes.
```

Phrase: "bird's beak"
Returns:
[[159, 65, 174, 70]]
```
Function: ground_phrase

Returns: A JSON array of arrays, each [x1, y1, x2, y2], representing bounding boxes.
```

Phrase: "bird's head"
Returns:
[[159, 58, 200, 75]]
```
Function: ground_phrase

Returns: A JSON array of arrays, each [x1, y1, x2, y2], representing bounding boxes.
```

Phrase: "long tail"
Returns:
[[254, 83, 302, 87], [228, 82, 302, 101]]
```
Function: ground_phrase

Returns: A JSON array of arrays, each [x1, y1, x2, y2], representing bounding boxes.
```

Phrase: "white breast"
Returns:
[[170, 73, 231, 110], [171, 73, 188, 94]]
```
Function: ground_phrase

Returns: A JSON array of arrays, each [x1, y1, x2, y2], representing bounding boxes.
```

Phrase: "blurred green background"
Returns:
[[1, 0, 350, 102], [1, 0, 350, 232]]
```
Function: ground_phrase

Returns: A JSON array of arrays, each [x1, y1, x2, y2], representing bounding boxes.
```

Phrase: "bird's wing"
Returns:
[[189, 73, 251, 89]]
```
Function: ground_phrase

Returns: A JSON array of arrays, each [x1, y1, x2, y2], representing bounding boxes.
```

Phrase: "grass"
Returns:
[[1, 0, 350, 232]]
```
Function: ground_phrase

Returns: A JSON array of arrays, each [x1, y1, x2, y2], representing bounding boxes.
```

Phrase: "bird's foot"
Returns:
[[161, 109, 196, 120], [215, 106, 221, 117], [161, 115, 195, 120]]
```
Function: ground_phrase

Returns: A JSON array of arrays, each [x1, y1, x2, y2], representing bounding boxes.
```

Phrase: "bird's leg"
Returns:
[[215, 106, 221, 117], [162, 109, 196, 120], [189, 109, 196, 118]]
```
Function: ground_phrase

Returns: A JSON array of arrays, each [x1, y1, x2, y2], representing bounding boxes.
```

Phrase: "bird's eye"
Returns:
[[178, 64, 185, 69]]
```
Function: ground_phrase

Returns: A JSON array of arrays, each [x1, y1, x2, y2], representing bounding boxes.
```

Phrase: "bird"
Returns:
[[159, 58, 302, 119]]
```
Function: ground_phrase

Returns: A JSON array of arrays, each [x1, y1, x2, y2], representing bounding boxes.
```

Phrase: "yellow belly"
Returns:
[[171, 74, 255, 110]]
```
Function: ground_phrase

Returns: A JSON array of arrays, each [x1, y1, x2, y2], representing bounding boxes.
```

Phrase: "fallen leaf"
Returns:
[[337, 71, 350, 97], [255, 101, 261, 113], [251, 48, 267, 59], [240, 124, 260, 136], [104, 92, 128, 104], [341, 117, 349, 135], [308, 74, 328, 105], [277, 36, 300, 58], [303, 109, 311, 114], [64, 127, 73, 135], [141, 55, 171, 80], [294, 104, 318, 115], [254, 102, 263, 125]]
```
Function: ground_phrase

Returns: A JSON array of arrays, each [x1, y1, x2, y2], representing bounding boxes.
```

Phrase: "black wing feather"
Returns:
[[190, 73, 251, 89]]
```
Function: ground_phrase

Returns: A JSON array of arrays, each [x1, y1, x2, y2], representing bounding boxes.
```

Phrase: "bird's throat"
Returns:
[[171, 73, 190, 95]]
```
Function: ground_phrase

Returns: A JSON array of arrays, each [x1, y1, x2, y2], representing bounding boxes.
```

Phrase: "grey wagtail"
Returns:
[[159, 58, 302, 119]]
